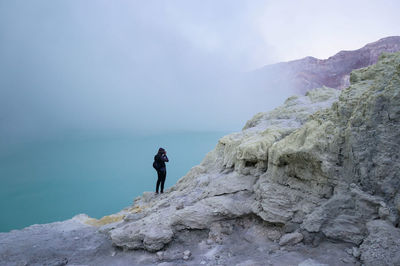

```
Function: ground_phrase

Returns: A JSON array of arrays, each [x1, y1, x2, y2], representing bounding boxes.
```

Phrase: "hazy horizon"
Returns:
[[1, 0, 400, 145]]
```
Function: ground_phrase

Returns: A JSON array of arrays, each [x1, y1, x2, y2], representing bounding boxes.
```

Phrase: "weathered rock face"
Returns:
[[107, 51, 400, 266], [254, 36, 400, 94], [109, 87, 340, 252], [256, 52, 400, 240]]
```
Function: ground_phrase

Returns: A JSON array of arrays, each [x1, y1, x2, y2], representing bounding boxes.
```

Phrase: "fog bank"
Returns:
[[1, 0, 399, 145]]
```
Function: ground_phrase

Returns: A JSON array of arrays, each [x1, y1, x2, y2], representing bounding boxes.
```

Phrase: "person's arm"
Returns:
[[162, 154, 169, 162]]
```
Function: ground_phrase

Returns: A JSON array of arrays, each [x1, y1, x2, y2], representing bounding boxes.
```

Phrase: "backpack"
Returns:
[[153, 161, 159, 171]]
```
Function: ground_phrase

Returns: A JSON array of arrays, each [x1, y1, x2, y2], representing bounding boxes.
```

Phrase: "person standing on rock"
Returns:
[[153, 147, 169, 194]]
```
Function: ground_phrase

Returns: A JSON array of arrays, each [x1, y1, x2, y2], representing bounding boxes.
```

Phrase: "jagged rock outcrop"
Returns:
[[106, 51, 400, 265], [253, 36, 400, 94], [108, 86, 340, 252]]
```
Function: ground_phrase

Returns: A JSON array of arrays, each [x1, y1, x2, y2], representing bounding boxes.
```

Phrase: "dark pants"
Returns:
[[156, 170, 166, 193]]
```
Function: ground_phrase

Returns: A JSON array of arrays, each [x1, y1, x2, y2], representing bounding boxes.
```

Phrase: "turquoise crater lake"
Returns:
[[0, 132, 227, 232]]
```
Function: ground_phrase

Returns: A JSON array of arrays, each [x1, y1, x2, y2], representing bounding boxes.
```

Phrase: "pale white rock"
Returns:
[[110, 219, 174, 251], [156, 251, 163, 260], [242, 226, 263, 244], [123, 212, 146, 222], [236, 259, 259, 266], [279, 232, 304, 246], [171, 192, 254, 230], [352, 247, 360, 259], [301, 186, 383, 244], [142, 191, 156, 203], [266, 229, 281, 241], [208, 221, 234, 245], [183, 250, 191, 257], [203, 171, 257, 197], [298, 258, 328, 266], [378, 205, 390, 220]]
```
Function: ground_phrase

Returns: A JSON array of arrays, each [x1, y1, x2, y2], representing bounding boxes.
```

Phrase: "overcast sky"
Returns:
[[1, 0, 400, 143]]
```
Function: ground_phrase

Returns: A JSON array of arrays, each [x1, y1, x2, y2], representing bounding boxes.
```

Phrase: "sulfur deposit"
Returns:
[[1, 52, 399, 266]]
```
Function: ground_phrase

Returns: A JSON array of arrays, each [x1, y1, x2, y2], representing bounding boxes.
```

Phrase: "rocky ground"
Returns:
[[1, 51, 400, 266], [0, 214, 359, 266]]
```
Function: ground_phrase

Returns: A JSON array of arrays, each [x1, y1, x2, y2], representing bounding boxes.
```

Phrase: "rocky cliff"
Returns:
[[1, 52, 399, 266], [108, 51, 400, 265], [254, 36, 400, 94]]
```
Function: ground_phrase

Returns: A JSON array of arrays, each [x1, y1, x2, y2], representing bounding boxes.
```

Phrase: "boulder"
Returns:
[[279, 232, 304, 246]]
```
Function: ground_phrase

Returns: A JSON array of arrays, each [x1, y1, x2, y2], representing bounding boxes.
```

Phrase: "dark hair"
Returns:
[[158, 147, 165, 153]]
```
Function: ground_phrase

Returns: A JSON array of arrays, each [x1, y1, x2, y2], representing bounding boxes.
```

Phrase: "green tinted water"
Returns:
[[0, 132, 226, 232]]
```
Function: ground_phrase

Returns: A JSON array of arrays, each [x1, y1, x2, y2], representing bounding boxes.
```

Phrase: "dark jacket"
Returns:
[[154, 152, 169, 172]]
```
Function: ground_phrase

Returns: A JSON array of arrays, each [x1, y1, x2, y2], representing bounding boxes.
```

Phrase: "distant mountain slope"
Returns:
[[255, 36, 400, 94]]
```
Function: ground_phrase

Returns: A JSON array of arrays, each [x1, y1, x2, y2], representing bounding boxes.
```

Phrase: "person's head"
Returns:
[[158, 147, 166, 154]]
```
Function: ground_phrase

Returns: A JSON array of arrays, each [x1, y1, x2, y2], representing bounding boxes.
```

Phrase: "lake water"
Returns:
[[0, 132, 227, 232]]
